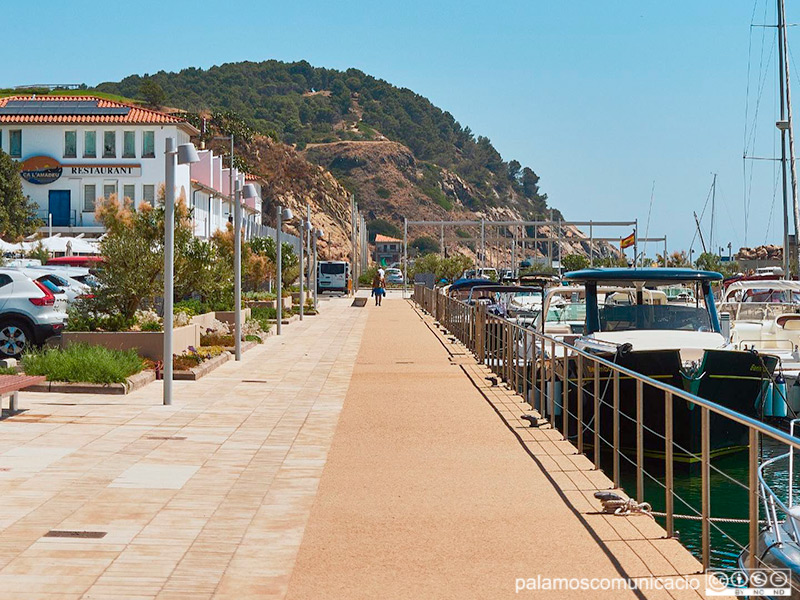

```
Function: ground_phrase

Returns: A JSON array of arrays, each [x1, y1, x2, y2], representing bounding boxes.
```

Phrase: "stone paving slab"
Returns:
[[0, 296, 367, 599]]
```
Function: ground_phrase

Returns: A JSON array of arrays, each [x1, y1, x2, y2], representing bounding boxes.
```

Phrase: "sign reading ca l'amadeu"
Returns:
[[19, 156, 142, 185], [19, 155, 62, 185]]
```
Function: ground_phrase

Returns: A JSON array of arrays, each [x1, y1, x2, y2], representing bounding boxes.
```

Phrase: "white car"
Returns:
[[0, 269, 67, 358], [385, 268, 404, 285], [11, 268, 90, 309]]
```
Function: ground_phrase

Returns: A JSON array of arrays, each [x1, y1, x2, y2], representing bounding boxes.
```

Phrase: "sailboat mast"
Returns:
[[778, 0, 791, 277], [779, 0, 800, 277], [710, 173, 716, 252]]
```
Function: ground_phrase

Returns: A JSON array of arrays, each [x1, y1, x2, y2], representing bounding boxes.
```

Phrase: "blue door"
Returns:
[[48, 190, 71, 226]]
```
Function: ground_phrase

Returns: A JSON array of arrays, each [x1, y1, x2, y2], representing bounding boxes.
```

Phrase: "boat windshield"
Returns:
[[740, 289, 800, 303], [547, 302, 586, 323], [599, 304, 712, 332]]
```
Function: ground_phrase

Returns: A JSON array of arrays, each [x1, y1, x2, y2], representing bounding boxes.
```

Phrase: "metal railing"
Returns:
[[413, 283, 800, 580]]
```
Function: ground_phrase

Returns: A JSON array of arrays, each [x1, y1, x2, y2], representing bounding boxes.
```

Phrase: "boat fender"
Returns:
[[774, 373, 788, 418], [790, 379, 800, 413]]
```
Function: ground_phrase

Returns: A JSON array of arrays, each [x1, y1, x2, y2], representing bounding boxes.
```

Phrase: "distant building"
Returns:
[[375, 234, 402, 265]]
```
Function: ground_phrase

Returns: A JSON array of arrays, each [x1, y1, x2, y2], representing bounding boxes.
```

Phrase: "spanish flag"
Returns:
[[620, 231, 635, 249]]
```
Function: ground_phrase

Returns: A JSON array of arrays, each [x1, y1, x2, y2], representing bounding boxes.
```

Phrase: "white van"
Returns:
[[318, 261, 350, 294]]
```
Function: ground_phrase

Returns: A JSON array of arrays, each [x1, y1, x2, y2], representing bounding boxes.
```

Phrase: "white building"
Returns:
[[0, 95, 269, 243], [0, 95, 198, 235]]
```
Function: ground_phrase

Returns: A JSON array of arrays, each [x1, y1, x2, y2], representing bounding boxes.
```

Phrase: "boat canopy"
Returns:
[[564, 268, 722, 284], [448, 278, 494, 291], [722, 279, 800, 297]]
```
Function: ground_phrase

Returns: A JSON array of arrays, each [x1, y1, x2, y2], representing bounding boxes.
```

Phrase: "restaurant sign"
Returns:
[[20, 156, 62, 185], [19, 156, 142, 185]]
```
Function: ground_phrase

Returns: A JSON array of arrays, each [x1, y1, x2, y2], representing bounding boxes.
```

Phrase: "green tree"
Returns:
[[561, 254, 590, 272], [248, 235, 299, 290], [139, 79, 166, 107], [0, 150, 39, 240], [25, 241, 50, 264], [695, 252, 740, 278], [367, 219, 402, 242], [411, 236, 440, 255]]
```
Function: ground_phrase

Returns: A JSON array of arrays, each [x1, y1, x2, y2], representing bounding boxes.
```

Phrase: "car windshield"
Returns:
[[599, 304, 712, 332]]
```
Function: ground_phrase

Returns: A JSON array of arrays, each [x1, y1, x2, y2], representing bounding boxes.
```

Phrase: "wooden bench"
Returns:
[[0, 375, 47, 414]]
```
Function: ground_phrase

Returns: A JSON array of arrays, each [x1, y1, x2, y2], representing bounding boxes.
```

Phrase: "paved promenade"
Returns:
[[0, 293, 709, 599], [0, 295, 366, 599]]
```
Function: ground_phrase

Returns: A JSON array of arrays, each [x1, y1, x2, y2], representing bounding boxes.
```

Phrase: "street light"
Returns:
[[163, 138, 200, 406], [276, 206, 293, 335], [298, 219, 311, 321], [312, 227, 324, 309], [233, 181, 257, 361]]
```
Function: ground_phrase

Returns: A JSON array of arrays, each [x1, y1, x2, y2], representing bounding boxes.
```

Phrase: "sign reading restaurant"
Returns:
[[19, 156, 142, 184]]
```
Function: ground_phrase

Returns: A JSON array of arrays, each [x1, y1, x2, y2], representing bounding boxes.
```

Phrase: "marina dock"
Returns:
[[0, 294, 710, 599]]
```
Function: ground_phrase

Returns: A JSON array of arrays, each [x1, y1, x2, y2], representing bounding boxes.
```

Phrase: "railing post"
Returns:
[[701, 406, 710, 572], [522, 331, 529, 405], [749, 428, 759, 570], [577, 354, 584, 454], [665, 391, 674, 537], [477, 305, 486, 364], [540, 336, 547, 418], [636, 379, 644, 503], [613, 369, 620, 488], [562, 347, 569, 440], [593, 364, 600, 469], [550, 340, 556, 426]]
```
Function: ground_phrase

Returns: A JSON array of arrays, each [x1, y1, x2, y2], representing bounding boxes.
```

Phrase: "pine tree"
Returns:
[[0, 150, 39, 240]]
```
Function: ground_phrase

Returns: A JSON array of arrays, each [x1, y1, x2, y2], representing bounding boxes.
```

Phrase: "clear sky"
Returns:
[[3, 0, 796, 255]]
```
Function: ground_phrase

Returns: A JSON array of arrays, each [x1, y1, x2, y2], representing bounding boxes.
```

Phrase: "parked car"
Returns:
[[385, 268, 404, 285], [11, 268, 90, 309], [0, 269, 67, 358]]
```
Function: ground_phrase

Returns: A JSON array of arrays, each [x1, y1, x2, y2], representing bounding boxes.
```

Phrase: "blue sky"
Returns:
[[3, 0, 796, 255]]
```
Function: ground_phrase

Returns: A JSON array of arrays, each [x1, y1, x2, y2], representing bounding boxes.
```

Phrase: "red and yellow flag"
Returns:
[[620, 231, 635, 249]]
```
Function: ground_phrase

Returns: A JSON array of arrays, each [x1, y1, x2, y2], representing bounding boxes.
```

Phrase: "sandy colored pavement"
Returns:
[[0, 295, 367, 600], [284, 297, 708, 599]]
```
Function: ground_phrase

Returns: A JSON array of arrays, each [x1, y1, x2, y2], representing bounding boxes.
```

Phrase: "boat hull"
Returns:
[[550, 349, 778, 467]]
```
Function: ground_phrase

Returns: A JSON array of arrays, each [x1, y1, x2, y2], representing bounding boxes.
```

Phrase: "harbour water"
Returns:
[[615, 436, 796, 569]]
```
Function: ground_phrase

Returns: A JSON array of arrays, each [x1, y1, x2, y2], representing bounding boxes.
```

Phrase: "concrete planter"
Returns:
[[25, 370, 155, 395], [173, 351, 231, 381], [61, 324, 200, 361], [189, 311, 218, 330], [245, 297, 292, 310], [214, 308, 251, 325]]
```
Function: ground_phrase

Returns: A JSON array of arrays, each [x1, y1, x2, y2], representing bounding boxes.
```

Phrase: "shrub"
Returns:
[[139, 320, 162, 332], [22, 344, 144, 384], [201, 333, 235, 346], [174, 299, 211, 316], [376, 187, 390, 199]]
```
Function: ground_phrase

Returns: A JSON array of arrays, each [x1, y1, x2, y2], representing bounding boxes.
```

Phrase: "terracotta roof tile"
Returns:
[[375, 234, 402, 243], [0, 96, 198, 132]]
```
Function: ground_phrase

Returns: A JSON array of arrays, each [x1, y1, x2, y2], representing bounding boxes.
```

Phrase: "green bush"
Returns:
[[22, 344, 144, 384], [174, 299, 212, 316], [250, 306, 277, 332], [376, 187, 390, 199], [139, 320, 162, 332], [66, 304, 135, 332]]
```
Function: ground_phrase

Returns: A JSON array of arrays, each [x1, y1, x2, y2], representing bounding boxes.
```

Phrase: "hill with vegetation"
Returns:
[[94, 60, 551, 220]]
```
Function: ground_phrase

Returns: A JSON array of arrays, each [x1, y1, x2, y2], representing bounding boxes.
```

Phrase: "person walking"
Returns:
[[371, 271, 386, 306]]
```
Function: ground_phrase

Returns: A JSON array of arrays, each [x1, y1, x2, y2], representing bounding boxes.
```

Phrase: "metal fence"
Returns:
[[413, 283, 800, 581]]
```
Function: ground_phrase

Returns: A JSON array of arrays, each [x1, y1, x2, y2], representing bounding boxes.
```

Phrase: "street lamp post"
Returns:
[[276, 206, 293, 335], [312, 227, 324, 309], [299, 219, 311, 321], [234, 181, 257, 360], [163, 138, 200, 406]]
